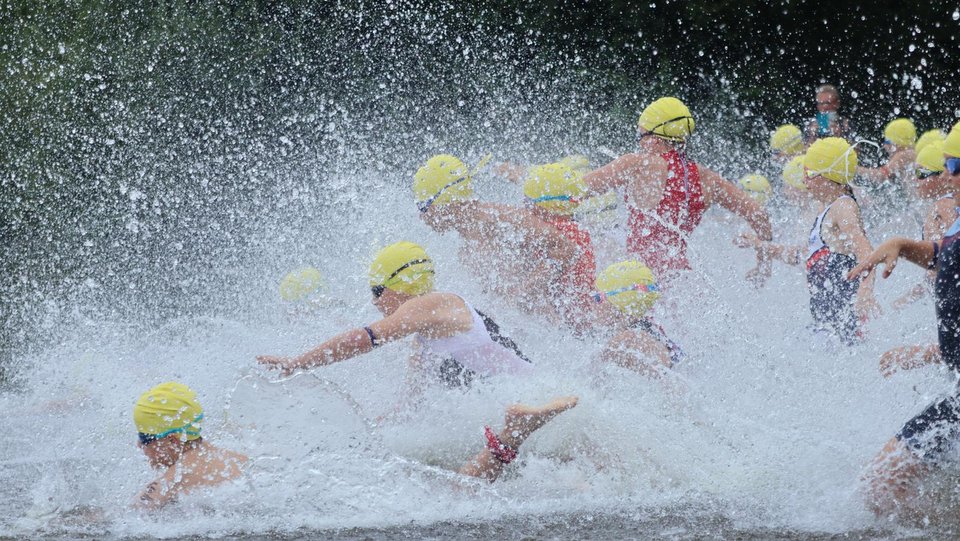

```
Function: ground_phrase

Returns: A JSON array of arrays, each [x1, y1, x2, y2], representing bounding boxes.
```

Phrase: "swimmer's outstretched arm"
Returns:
[[701, 168, 773, 241], [848, 237, 937, 281], [257, 294, 470, 374], [734, 233, 802, 266]]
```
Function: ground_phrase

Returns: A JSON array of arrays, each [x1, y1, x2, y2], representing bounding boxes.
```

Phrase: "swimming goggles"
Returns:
[[946, 157, 960, 176], [639, 115, 693, 143], [137, 413, 203, 445], [417, 176, 468, 213], [916, 168, 940, 180], [592, 283, 659, 303], [370, 258, 433, 297]]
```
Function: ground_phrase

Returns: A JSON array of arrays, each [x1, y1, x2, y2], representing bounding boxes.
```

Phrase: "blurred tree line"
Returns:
[[1, 0, 957, 384]]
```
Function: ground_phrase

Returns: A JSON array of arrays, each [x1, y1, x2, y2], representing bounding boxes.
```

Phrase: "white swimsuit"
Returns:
[[414, 296, 533, 382]]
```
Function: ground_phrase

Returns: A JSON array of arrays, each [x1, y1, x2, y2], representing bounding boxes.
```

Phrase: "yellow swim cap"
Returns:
[[638, 97, 695, 142], [804, 137, 858, 185], [523, 162, 587, 215], [945, 129, 960, 159], [916, 141, 945, 174], [559, 154, 591, 174], [134, 382, 203, 441], [594, 260, 661, 318], [884, 118, 917, 148], [915, 129, 946, 154], [368, 241, 435, 296], [783, 155, 807, 191], [738, 173, 772, 204], [279, 267, 327, 302], [413, 155, 474, 212], [769, 124, 804, 156]]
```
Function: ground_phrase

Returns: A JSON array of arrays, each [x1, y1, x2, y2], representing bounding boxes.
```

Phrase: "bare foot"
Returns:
[[500, 396, 579, 448]]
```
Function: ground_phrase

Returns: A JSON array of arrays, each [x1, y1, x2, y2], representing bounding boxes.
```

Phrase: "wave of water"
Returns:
[[1, 152, 953, 539]]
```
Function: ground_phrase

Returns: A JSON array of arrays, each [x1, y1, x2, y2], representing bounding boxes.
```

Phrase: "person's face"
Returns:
[[139, 434, 182, 469], [816, 92, 839, 113], [371, 287, 404, 316], [806, 173, 839, 202]]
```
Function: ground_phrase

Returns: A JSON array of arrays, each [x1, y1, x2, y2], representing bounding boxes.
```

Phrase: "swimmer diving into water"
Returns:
[[257, 241, 577, 482]]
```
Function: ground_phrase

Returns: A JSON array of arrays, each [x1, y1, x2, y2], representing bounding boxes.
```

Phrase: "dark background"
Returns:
[[2, 0, 958, 383]]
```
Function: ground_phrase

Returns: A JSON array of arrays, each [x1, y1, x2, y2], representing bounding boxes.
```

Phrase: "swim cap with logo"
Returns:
[[884, 118, 917, 148], [594, 260, 661, 318], [368, 241, 435, 296], [769, 124, 804, 156], [637, 97, 695, 142], [413, 155, 474, 212], [804, 137, 858, 185], [783, 155, 807, 191], [738, 173, 772, 204], [523, 162, 587, 215], [134, 382, 204, 441]]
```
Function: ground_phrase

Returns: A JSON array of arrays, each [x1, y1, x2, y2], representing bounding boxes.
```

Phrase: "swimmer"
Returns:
[[257, 241, 577, 482], [857, 118, 917, 190], [133, 382, 247, 510], [803, 84, 854, 142], [414, 155, 599, 326], [849, 136, 960, 518], [769, 124, 805, 162], [736, 138, 879, 343], [593, 261, 683, 378], [892, 141, 953, 309], [582, 97, 773, 283]]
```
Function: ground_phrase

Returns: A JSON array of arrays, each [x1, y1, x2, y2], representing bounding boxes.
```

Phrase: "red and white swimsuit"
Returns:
[[626, 149, 707, 276]]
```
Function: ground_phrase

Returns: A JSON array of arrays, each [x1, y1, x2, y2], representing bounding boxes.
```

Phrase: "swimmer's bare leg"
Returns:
[[864, 437, 930, 521], [458, 396, 578, 482]]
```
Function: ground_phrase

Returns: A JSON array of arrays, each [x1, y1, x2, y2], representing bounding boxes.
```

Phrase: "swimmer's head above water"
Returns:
[[803, 137, 858, 198], [883, 118, 917, 152], [769, 124, 804, 158], [637, 97, 695, 144], [593, 261, 661, 318], [523, 162, 587, 215], [414, 154, 478, 231], [133, 382, 204, 469], [738, 173, 773, 205], [368, 241, 435, 315]]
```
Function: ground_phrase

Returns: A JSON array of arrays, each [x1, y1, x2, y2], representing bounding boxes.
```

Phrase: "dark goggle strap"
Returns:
[[417, 176, 468, 212], [371, 258, 434, 293], [641, 115, 693, 142]]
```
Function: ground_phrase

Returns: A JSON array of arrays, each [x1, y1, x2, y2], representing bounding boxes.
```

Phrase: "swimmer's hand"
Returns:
[[256, 355, 299, 375], [733, 232, 758, 249], [848, 238, 905, 280], [880, 344, 941, 377]]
